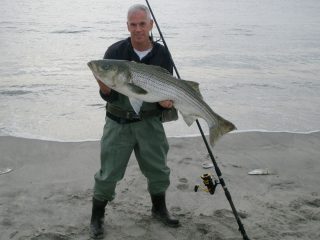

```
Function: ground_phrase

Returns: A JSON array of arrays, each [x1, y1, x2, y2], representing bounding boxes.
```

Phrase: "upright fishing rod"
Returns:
[[145, 1, 250, 239]]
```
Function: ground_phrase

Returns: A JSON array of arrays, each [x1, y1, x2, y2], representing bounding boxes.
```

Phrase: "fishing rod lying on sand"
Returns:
[[145, 1, 250, 239]]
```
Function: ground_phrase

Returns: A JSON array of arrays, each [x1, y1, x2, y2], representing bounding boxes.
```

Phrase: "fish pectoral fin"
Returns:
[[181, 113, 197, 126], [127, 83, 148, 95]]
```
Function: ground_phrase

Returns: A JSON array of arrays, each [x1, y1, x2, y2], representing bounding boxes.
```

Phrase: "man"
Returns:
[[90, 4, 179, 239]]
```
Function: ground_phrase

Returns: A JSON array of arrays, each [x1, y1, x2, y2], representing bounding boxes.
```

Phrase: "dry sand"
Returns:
[[1, 131, 320, 240]]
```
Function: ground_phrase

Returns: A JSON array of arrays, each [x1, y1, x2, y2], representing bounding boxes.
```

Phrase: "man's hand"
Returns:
[[96, 77, 111, 95], [159, 100, 173, 109]]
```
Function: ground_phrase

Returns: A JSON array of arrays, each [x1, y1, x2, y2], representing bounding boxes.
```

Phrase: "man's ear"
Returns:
[[150, 19, 154, 30]]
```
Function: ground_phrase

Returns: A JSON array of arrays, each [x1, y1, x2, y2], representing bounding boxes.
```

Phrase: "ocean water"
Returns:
[[0, 0, 319, 141]]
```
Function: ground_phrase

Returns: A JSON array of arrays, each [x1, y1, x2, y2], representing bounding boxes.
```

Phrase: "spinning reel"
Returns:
[[194, 173, 219, 195]]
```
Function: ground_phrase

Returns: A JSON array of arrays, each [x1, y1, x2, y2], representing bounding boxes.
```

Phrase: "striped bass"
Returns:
[[87, 59, 236, 146]]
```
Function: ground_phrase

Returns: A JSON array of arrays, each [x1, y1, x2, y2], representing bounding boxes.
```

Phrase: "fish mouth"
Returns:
[[87, 61, 94, 70], [87, 61, 102, 82]]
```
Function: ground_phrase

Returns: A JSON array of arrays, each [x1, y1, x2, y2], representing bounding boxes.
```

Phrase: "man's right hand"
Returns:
[[96, 78, 111, 95]]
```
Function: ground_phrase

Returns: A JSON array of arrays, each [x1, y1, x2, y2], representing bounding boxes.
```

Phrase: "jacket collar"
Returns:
[[126, 37, 159, 62]]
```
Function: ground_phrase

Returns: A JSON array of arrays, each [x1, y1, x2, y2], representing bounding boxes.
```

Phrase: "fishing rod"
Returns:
[[145, 1, 250, 239]]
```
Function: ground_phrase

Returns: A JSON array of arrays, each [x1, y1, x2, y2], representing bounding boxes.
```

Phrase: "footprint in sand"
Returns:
[[290, 198, 320, 221], [290, 198, 320, 209], [214, 209, 234, 219], [196, 223, 210, 235], [270, 180, 296, 190], [176, 177, 189, 191], [305, 198, 320, 208], [30, 232, 70, 240], [178, 157, 193, 165]]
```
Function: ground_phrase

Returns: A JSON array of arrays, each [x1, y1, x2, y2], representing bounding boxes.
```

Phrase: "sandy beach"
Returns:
[[1, 131, 320, 240]]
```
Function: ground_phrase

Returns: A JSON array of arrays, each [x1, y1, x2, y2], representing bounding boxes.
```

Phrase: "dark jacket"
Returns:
[[99, 37, 173, 113]]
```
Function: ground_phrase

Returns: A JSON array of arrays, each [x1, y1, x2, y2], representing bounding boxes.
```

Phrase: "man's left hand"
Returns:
[[159, 100, 173, 109]]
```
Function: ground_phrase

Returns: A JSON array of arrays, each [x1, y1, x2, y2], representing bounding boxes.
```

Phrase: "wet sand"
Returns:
[[1, 131, 320, 240]]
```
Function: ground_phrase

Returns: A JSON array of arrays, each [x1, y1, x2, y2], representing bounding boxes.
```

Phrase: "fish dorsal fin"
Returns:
[[183, 80, 203, 99], [149, 64, 172, 75], [130, 61, 171, 75]]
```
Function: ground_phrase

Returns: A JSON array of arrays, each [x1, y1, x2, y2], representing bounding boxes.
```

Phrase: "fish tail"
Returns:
[[209, 117, 236, 146]]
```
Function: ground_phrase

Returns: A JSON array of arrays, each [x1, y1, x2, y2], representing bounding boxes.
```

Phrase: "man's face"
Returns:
[[127, 10, 153, 45]]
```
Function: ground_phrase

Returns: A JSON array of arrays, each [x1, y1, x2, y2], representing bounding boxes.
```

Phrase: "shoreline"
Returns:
[[1, 128, 320, 143]]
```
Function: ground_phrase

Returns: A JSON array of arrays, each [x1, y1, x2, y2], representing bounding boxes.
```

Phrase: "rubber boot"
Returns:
[[90, 198, 108, 239], [151, 193, 180, 228]]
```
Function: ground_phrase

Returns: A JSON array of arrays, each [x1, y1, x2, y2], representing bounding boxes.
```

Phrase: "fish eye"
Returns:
[[102, 65, 110, 70]]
